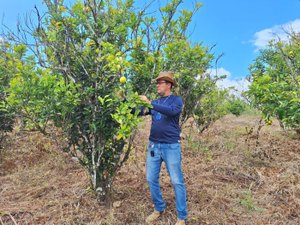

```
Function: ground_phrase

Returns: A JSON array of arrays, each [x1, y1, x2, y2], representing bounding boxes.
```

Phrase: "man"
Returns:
[[140, 71, 187, 225]]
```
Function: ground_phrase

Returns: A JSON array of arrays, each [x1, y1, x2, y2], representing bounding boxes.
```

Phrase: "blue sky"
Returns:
[[1, 0, 300, 89], [189, 0, 300, 81]]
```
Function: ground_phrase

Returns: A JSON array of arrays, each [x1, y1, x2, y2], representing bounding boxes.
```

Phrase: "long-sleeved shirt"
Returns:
[[148, 95, 183, 144]]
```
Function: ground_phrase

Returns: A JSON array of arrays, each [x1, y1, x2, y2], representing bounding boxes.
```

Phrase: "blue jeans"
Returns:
[[146, 141, 187, 220]]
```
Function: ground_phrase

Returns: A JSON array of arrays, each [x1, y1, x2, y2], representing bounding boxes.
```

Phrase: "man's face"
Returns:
[[156, 79, 171, 96]]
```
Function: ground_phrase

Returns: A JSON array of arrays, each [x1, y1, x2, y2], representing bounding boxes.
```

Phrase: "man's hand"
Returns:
[[140, 95, 151, 104]]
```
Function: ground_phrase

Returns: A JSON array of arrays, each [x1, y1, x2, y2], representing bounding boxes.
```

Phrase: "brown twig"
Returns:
[[8, 213, 18, 225]]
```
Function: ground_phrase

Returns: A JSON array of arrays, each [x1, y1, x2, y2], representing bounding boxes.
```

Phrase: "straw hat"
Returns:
[[155, 71, 177, 87]]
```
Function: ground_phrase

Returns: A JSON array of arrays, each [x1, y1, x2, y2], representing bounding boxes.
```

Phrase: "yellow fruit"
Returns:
[[120, 76, 126, 83]]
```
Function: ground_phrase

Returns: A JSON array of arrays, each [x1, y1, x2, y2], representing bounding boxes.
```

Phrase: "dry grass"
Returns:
[[0, 114, 299, 224]]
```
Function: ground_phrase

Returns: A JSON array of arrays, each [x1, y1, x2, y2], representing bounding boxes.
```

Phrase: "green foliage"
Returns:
[[227, 96, 247, 116], [0, 41, 15, 141], [122, 2, 217, 128], [247, 33, 300, 133], [163, 39, 215, 126], [0, 101, 14, 142], [5, 44, 79, 134], [112, 87, 151, 141], [240, 189, 263, 212], [127, 0, 212, 102], [193, 88, 230, 132], [192, 87, 247, 132], [5, 0, 155, 200], [3, 0, 220, 200]]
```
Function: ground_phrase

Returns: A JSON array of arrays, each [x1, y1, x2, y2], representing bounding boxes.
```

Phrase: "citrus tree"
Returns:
[[126, 1, 212, 99], [3, 0, 229, 200], [193, 88, 226, 132], [227, 95, 247, 117], [4, 0, 151, 201], [4, 44, 79, 135], [163, 39, 216, 127], [0, 40, 15, 143], [247, 32, 300, 134], [122, 0, 222, 129]]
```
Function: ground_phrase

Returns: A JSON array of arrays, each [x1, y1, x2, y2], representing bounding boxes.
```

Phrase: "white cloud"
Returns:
[[253, 19, 300, 49], [207, 67, 250, 96], [207, 67, 231, 79]]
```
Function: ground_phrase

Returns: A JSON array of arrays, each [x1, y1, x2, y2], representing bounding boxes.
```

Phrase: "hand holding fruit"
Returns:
[[139, 95, 150, 104]]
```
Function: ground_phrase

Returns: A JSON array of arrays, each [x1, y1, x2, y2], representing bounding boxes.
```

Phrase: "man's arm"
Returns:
[[152, 99, 182, 116]]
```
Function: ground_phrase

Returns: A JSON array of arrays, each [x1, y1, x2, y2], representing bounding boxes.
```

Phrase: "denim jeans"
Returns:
[[146, 141, 187, 220]]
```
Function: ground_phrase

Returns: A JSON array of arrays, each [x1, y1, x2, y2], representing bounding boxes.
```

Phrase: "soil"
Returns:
[[0, 113, 299, 224]]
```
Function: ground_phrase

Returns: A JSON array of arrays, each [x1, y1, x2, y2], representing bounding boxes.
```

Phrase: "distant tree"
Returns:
[[193, 88, 229, 133], [227, 96, 247, 117]]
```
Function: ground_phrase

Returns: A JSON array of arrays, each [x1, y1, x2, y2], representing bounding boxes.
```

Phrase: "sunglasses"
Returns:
[[156, 81, 170, 85]]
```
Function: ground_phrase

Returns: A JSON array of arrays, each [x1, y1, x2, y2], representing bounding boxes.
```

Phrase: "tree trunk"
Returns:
[[91, 167, 112, 203]]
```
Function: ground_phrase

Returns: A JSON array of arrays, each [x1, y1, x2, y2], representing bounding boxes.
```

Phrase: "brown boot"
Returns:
[[175, 219, 186, 225], [145, 210, 163, 224]]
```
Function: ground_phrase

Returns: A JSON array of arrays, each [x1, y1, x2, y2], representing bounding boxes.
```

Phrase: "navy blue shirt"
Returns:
[[148, 95, 182, 144]]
